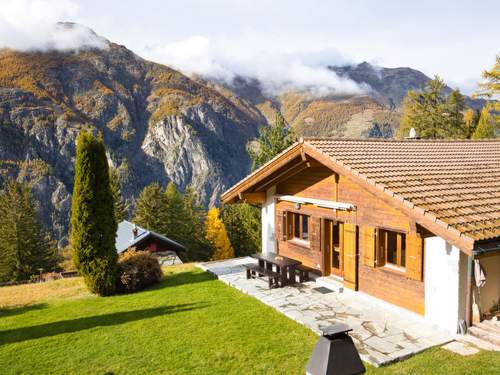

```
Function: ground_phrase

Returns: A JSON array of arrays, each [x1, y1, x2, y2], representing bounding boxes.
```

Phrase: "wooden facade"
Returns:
[[273, 166, 426, 315]]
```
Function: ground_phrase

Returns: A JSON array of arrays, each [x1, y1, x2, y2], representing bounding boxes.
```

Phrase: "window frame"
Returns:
[[377, 228, 406, 270], [286, 212, 311, 245]]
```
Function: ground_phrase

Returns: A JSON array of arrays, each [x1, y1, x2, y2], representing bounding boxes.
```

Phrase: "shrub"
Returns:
[[116, 250, 163, 293]]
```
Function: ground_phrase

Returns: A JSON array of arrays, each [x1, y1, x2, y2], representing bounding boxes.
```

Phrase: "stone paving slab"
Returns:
[[197, 257, 454, 367], [443, 341, 480, 356]]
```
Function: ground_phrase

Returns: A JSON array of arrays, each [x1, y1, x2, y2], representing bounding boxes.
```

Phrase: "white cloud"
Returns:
[[0, 0, 108, 51], [143, 35, 366, 97]]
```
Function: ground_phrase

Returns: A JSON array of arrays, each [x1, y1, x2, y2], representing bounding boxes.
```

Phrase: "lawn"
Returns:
[[0, 264, 498, 374]]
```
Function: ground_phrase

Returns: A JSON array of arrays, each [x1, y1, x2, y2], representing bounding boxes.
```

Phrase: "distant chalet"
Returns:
[[115, 221, 185, 264]]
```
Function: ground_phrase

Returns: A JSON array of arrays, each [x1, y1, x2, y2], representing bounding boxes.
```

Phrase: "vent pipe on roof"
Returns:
[[406, 128, 420, 139], [132, 224, 138, 238]]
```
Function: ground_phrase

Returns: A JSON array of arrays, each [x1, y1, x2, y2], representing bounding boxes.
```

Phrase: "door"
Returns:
[[324, 219, 344, 277]]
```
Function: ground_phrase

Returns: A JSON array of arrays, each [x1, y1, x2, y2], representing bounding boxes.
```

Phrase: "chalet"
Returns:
[[115, 220, 185, 264], [221, 138, 500, 334]]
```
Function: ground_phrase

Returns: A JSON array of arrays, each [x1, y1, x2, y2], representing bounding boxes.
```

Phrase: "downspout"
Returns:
[[464, 253, 474, 330]]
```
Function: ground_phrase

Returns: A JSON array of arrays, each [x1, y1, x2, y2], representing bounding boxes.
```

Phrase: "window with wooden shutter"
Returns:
[[406, 233, 423, 281], [361, 226, 376, 267]]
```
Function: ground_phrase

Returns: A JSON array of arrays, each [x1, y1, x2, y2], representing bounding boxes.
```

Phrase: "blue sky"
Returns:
[[1, 0, 499, 94]]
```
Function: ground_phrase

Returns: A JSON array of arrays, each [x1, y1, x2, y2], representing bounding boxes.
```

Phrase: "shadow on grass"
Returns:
[[154, 268, 215, 290], [0, 303, 49, 318], [0, 302, 206, 346]]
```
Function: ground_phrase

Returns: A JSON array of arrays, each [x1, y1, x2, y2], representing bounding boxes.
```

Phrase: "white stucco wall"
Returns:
[[478, 255, 500, 314], [261, 186, 276, 254], [424, 236, 468, 333]]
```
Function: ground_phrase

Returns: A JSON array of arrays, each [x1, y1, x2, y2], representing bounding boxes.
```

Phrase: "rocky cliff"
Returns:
[[0, 35, 261, 246]]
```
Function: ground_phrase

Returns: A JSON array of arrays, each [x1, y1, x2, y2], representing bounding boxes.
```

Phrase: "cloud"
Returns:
[[0, 0, 108, 51], [143, 35, 366, 97]]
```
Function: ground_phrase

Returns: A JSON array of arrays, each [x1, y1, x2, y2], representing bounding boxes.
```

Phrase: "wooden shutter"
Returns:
[[343, 223, 358, 290], [360, 226, 376, 267], [376, 229, 386, 267], [275, 209, 283, 241], [286, 212, 293, 240], [406, 232, 423, 281]]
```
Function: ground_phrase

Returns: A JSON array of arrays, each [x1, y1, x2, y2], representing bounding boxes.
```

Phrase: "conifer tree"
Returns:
[[205, 207, 234, 260], [180, 187, 210, 261], [248, 111, 295, 170], [164, 182, 186, 240], [0, 180, 58, 282], [110, 168, 127, 223], [71, 131, 117, 296], [133, 182, 168, 234], [398, 76, 466, 139], [472, 106, 496, 139], [221, 203, 261, 257]]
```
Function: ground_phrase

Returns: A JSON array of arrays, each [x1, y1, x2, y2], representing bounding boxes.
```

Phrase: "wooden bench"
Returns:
[[244, 264, 281, 289], [295, 264, 312, 282]]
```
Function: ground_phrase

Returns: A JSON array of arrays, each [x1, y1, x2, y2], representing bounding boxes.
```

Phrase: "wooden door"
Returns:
[[323, 220, 344, 277], [322, 219, 331, 276]]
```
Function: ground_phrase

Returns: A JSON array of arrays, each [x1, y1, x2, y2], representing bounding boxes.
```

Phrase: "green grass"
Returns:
[[0, 264, 498, 374]]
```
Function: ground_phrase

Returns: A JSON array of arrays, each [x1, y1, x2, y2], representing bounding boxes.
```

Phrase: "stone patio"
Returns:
[[197, 257, 455, 367]]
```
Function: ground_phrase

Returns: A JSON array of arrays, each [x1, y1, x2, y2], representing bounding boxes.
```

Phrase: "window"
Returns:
[[289, 212, 310, 242], [378, 229, 406, 268]]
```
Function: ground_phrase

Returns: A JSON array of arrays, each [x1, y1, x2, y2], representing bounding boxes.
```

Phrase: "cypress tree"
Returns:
[[71, 131, 117, 296], [0, 180, 58, 282]]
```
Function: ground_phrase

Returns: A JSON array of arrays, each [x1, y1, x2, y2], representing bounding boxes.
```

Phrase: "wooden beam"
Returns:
[[253, 161, 308, 192], [237, 192, 266, 204], [221, 144, 303, 203]]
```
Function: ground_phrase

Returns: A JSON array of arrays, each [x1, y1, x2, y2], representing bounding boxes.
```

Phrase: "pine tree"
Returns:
[[133, 183, 168, 234], [205, 207, 234, 260], [181, 188, 210, 261], [71, 131, 117, 296], [0, 180, 58, 282], [164, 182, 186, 241], [398, 76, 466, 139], [221, 203, 261, 257], [248, 111, 295, 170], [472, 106, 496, 139], [110, 168, 127, 223]]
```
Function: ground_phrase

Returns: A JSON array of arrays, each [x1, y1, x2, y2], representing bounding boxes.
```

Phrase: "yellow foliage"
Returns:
[[0, 50, 62, 99], [205, 207, 234, 260], [93, 80, 114, 96]]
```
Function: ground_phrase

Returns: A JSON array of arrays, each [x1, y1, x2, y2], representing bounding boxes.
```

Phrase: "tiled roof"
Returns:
[[305, 138, 500, 241]]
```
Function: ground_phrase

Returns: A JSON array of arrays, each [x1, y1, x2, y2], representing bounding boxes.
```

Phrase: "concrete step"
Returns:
[[468, 325, 500, 347], [458, 334, 500, 352], [314, 276, 344, 293], [479, 319, 500, 332]]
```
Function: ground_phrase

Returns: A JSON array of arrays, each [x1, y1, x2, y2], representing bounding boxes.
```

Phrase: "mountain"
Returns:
[[210, 61, 484, 138], [0, 25, 261, 246]]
